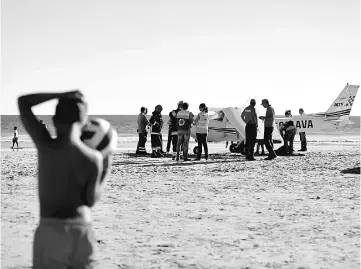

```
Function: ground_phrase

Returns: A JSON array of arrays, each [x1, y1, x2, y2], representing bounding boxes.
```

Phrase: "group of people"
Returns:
[[241, 99, 308, 161], [136, 101, 210, 161]]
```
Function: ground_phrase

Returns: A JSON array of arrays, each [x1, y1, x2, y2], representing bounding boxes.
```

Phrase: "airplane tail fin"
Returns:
[[325, 84, 359, 117]]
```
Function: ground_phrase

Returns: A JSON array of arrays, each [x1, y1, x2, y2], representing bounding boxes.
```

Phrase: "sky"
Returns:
[[1, 0, 360, 116]]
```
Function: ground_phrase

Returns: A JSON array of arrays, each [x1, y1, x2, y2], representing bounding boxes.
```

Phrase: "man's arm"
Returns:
[[143, 114, 150, 125], [18, 91, 84, 146], [83, 152, 103, 207], [18, 93, 64, 146], [193, 113, 200, 125], [241, 109, 246, 123]]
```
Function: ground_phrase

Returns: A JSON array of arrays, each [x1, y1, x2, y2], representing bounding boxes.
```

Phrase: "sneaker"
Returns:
[[265, 156, 276, 160], [246, 157, 256, 161], [194, 158, 201, 161], [183, 158, 190, 162]]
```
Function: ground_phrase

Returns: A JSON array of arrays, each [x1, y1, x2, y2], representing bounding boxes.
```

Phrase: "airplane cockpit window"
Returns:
[[211, 110, 225, 121]]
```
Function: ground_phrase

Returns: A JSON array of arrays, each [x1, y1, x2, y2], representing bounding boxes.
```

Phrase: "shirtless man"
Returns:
[[18, 90, 108, 269]]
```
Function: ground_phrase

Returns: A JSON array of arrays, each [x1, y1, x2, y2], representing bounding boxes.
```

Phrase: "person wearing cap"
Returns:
[[136, 106, 150, 154], [175, 102, 194, 161], [259, 99, 277, 160], [149, 105, 164, 158], [168, 101, 183, 159], [18, 90, 113, 268], [241, 99, 258, 161], [298, 108, 307, 151]]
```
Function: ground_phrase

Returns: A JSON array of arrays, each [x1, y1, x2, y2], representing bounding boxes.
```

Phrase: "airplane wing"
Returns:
[[222, 108, 246, 141]]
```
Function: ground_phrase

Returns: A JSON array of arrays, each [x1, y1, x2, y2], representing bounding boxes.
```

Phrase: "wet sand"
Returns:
[[1, 142, 360, 269]]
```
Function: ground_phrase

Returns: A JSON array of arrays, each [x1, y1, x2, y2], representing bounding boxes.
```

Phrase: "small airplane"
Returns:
[[190, 83, 359, 154]]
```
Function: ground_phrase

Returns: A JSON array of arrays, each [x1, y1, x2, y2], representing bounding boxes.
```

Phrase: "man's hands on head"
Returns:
[[61, 90, 86, 103]]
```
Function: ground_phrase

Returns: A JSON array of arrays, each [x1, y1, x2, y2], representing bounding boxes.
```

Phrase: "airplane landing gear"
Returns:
[[229, 141, 246, 155]]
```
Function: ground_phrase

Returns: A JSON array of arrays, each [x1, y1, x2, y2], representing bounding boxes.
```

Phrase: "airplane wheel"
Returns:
[[193, 146, 199, 154], [239, 141, 246, 155], [229, 144, 236, 153]]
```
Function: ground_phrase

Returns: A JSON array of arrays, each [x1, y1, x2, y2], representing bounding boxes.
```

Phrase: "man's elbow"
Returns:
[[17, 96, 31, 113]]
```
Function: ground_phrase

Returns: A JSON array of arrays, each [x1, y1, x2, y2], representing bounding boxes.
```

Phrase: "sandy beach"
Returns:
[[1, 141, 360, 269]]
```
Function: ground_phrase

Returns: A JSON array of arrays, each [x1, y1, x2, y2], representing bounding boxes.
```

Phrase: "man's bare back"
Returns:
[[18, 91, 110, 269]]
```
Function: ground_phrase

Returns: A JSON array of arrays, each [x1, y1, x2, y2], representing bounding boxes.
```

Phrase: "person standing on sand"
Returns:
[[298, 108, 307, 151], [193, 103, 209, 161], [11, 126, 19, 150], [168, 101, 183, 159], [18, 90, 114, 269], [259, 99, 277, 160], [241, 99, 258, 161], [136, 107, 150, 155], [176, 102, 194, 161], [149, 105, 164, 158]]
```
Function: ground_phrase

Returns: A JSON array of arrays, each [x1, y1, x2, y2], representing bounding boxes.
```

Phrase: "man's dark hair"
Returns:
[[54, 98, 87, 124], [14, 126, 17, 130], [141, 107, 146, 113], [182, 102, 189, 110]]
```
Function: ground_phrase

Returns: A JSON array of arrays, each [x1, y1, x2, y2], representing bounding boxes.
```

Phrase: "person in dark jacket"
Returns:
[[149, 105, 164, 158], [168, 101, 183, 159]]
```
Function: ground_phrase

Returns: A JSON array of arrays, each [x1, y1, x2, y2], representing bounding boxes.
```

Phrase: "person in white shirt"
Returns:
[[193, 103, 210, 160], [11, 126, 19, 149]]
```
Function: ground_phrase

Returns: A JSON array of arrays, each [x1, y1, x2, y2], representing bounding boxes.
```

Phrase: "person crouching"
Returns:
[[149, 105, 164, 158], [280, 120, 297, 155]]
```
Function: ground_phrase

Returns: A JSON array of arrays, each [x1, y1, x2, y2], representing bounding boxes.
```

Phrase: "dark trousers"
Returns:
[[284, 130, 296, 154], [245, 124, 257, 158], [264, 127, 277, 157], [299, 132, 307, 150], [136, 132, 147, 154], [166, 130, 172, 152], [196, 133, 208, 159], [160, 134, 163, 151], [151, 134, 162, 150]]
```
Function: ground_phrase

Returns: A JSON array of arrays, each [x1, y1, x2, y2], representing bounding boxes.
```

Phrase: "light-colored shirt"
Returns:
[[264, 106, 275, 127], [137, 113, 149, 133], [194, 111, 209, 134], [14, 130, 18, 138]]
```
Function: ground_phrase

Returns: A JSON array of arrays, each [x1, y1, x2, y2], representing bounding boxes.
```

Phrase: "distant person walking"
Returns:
[[149, 105, 164, 158], [176, 102, 194, 161], [241, 99, 258, 161], [168, 101, 183, 159], [11, 126, 19, 150], [136, 107, 150, 155], [194, 103, 209, 160], [259, 99, 277, 160], [298, 108, 307, 151]]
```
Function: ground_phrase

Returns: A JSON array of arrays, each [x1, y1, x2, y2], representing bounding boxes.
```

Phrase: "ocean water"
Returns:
[[1, 115, 360, 145]]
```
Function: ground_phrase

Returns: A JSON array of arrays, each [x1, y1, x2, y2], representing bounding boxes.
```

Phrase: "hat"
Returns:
[[261, 99, 269, 105]]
